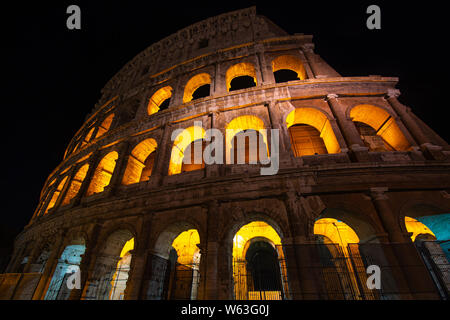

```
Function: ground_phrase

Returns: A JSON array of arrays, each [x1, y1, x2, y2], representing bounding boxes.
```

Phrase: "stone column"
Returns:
[[152, 123, 172, 185], [124, 216, 152, 300], [301, 44, 320, 78], [282, 192, 318, 299], [255, 45, 275, 85], [385, 89, 444, 160], [32, 230, 66, 300], [68, 222, 103, 300], [201, 200, 220, 299], [297, 49, 315, 79], [369, 187, 439, 299], [71, 153, 101, 206], [326, 94, 370, 162], [105, 141, 131, 196]]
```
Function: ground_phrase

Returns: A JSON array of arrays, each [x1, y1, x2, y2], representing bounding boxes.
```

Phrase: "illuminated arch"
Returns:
[[182, 73, 211, 103], [95, 113, 115, 139], [314, 218, 367, 300], [83, 229, 134, 300], [82, 127, 95, 147], [404, 216, 436, 242], [44, 176, 68, 214], [122, 138, 158, 185], [61, 164, 89, 206], [286, 108, 341, 155], [225, 115, 269, 164], [232, 221, 287, 300], [109, 237, 134, 300], [148, 86, 173, 115], [168, 126, 206, 175], [86, 151, 118, 196], [272, 55, 306, 81], [226, 62, 257, 91], [350, 104, 410, 151], [151, 223, 201, 300], [314, 218, 360, 249]]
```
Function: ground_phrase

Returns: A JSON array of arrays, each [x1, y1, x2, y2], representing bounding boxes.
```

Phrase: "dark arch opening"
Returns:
[[274, 69, 300, 83], [158, 98, 171, 112], [229, 76, 256, 91], [192, 84, 210, 100], [245, 241, 282, 292]]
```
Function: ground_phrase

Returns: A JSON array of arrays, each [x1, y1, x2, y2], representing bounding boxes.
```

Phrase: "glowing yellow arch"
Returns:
[[272, 55, 306, 80], [350, 104, 410, 151], [286, 108, 341, 154], [225, 62, 257, 91], [168, 126, 206, 175], [183, 73, 211, 103], [225, 115, 269, 164]]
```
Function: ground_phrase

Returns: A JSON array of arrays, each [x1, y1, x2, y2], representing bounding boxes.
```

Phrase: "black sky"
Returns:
[[1, 1, 448, 248]]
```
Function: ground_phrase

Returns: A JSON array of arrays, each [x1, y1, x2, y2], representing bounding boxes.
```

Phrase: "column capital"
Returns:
[[386, 88, 401, 99], [369, 187, 389, 200], [301, 43, 315, 52], [326, 93, 339, 100]]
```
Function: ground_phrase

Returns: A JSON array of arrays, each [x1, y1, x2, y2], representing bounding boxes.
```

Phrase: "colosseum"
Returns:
[[1, 7, 449, 300]]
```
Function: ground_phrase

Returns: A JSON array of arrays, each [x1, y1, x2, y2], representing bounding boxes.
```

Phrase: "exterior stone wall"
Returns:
[[3, 7, 450, 300]]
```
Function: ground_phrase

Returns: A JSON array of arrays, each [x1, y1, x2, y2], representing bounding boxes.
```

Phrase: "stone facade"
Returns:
[[2, 7, 450, 300]]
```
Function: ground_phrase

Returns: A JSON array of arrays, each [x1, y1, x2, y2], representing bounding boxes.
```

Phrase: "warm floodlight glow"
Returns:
[[183, 73, 211, 103], [168, 126, 206, 175], [148, 86, 173, 115], [226, 62, 257, 91], [44, 176, 68, 214], [272, 55, 306, 80], [122, 139, 157, 185], [286, 108, 340, 155], [86, 151, 118, 196], [350, 104, 410, 151], [171, 229, 200, 265], [95, 113, 115, 139], [314, 218, 360, 250], [404, 216, 436, 242], [61, 164, 89, 206], [225, 115, 269, 164]]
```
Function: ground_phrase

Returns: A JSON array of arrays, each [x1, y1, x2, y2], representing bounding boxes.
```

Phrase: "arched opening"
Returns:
[[122, 139, 157, 185], [44, 176, 69, 214], [83, 229, 134, 300], [146, 224, 201, 300], [226, 62, 257, 92], [272, 55, 306, 83], [86, 151, 118, 196], [403, 213, 449, 298], [44, 238, 86, 300], [181, 139, 207, 173], [61, 164, 89, 206], [314, 218, 369, 300], [81, 127, 95, 147], [148, 86, 173, 115], [232, 221, 288, 300], [350, 104, 411, 151], [168, 126, 206, 175], [231, 129, 269, 164], [183, 73, 211, 103], [404, 216, 437, 242], [95, 113, 115, 139], [286, 108, 340, 156], [109, 238, 134, 300], [225, 115, 269, 164]]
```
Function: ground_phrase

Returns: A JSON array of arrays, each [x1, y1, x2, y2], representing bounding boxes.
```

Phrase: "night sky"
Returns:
[[1, 1, 448, 250]]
